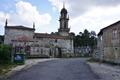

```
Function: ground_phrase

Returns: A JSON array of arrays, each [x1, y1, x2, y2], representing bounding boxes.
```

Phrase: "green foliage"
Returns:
[[69, 32, 75, 36], [0, 35, 4, 44], [0, 63, 16, 75], [61, 53, 73, 58], [0, 44, 12, 64], [74, 29, 97, 49]]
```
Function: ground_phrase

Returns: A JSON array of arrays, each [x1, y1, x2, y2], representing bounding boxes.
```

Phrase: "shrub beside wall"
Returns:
[[0, 44, 12, 64]]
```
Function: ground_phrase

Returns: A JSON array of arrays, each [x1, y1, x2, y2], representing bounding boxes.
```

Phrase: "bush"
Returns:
[[0, 44, 12, 64]]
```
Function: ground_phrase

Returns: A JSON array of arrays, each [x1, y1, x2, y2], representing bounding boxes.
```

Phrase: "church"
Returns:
[[4, 6, 74, 58]]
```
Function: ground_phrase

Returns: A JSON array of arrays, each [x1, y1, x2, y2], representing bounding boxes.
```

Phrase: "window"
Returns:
[[100, 36, 102, 41], [112, 29, 118, 39]]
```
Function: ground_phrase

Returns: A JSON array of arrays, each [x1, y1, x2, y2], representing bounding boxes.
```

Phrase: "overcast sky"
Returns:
[[0, 0, 120, 35]]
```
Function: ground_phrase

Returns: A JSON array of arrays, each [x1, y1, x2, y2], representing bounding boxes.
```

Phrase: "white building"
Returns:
[[4, 7, 74, 58]]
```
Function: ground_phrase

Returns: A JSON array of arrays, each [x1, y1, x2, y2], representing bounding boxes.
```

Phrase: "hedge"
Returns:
[[0, 44, 12, 64]]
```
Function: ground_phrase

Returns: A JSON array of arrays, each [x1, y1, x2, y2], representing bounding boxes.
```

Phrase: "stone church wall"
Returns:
[[4, 28, 34, 44], [29, 37, 74, 57]]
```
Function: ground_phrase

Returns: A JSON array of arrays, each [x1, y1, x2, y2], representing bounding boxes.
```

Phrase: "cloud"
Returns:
[[95, 0, 120, 6], [15, 1, 51, 26], [0, 1, 52, 35], [49, 0, 120, 17], [0, 12, 10, 35], [48, 0, 70, 11], [49, 0, 94, 17], [1, 0, 120, 35], [70, 5, 120, 34], [49, 0, 120, 34], [0, 12, 10, 25]]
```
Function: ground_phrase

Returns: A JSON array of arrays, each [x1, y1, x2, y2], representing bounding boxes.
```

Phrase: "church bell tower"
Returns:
[[58, 5, 70, 36]]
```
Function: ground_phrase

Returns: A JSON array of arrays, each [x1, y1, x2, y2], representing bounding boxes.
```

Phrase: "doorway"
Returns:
[[58, 48, 62, 58]]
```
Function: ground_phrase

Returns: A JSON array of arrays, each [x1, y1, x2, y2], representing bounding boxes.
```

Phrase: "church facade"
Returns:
[[4, 7, 74, 58]]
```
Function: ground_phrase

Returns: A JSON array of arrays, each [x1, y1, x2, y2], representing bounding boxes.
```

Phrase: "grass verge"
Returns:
[[0, 63, 17, 75], [87, 58, 120, 66]]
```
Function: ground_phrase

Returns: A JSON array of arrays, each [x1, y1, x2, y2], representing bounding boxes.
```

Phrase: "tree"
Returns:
[[89, 31, 97, 48], [0, 44, 12, 64], [90, 31, 96, 37], [79, 32, 83, 36], [0, 35, 4, 44], [81, 29, 90, 46], [69, 32, 75, 37], [73, 29, 97, 54], [83, 29, 90, 37]]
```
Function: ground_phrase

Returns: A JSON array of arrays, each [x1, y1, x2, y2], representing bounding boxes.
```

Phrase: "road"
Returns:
[[8, 58, 100, 80]]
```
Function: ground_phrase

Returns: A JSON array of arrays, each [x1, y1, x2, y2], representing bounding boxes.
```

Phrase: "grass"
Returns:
[[87, 58, 120, 66], [87, 58, 99, 63], [0, 63, 17, 75]]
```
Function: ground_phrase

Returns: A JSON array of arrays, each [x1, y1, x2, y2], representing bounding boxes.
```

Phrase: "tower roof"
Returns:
[[60, 4, 67, 14], [61, 8, 67, 14]]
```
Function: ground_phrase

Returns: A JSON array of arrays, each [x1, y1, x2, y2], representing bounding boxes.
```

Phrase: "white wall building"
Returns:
[[4, 7, 74, 58]]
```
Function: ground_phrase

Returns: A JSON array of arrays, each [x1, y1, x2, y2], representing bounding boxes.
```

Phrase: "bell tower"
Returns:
[[58, 5, 70, 36]]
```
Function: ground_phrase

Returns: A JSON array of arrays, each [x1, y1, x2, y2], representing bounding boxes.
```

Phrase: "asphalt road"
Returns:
[[8, 58, 100, 80]]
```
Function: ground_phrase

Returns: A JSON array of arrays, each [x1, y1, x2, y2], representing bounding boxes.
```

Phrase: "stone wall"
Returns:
[[4, 26, 74, 58], [59, 32, 69, 36], [96, 22, 120, 64], [34, 37, 74, 56], [4, 28, 34, 44]]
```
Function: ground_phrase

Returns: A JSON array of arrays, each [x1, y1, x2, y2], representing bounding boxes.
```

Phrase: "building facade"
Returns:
[[4, 7, 74, 58], [95, 21, 120, 63]]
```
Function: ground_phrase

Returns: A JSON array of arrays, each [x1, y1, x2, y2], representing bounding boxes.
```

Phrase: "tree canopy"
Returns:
[[73, 29, 97, 49]]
